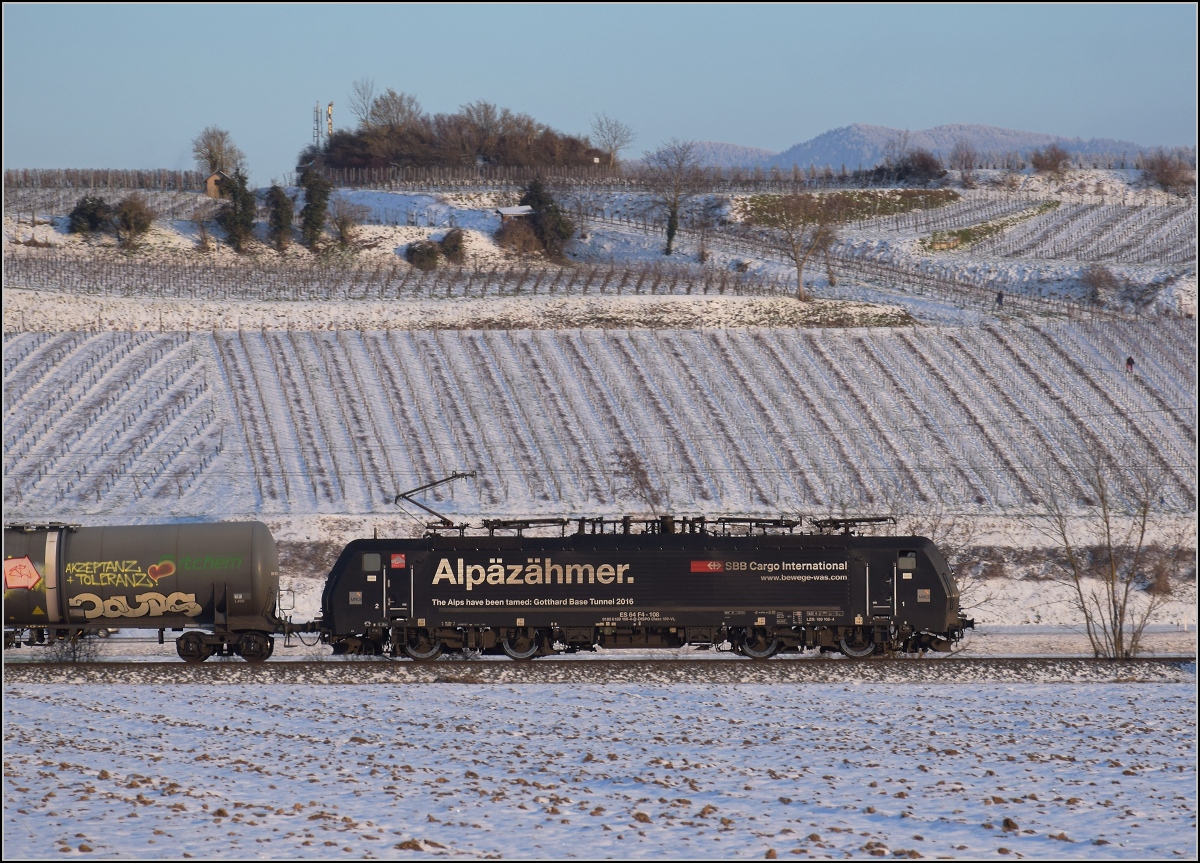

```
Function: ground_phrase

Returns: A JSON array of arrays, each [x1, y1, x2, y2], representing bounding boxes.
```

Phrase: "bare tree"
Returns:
[[192, 200, 217, 252], [1079, 263, 1122, 305], [640, 139, 706, 255], [1031, 444, 1179, 658], [192, 126, 245, 175], [591, 113, 635, 168], [687, 196, 726, 264], [611, 444, 666, 514], [558, 186, 599, 240], [1029, 144, 1071, 176], [881, 130, 912, 173], [348, 77, 377, 129], [460, 99, 502, 154], [948, 139, 978, 188], [329, 195, 371, 247], [1142, 149, 1195, 196], [369, 89, 423, 133], [743, 193, 846, 301]]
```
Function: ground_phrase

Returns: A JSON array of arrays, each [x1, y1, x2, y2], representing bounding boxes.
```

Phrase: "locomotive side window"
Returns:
[[363, 553, 381, 572], [898, 552, 917, 570]]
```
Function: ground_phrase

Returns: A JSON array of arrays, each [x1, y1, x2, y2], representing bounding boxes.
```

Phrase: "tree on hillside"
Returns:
[[299, 168, 332, 248], [744, 193, 847, 301], [591, 113, 635, 168], [640, 139, 706, 256], [370, 89, 423, 133], [1029, 144, 1071, 176], [67, 195, 114, 235], [1142, 149, 1195, 196], [266, 184, 294, 252], [329, 194, 370, 247], [559, 187, 600, 240], [114, 193, 156, 250], [948, 139, 978, 188], [689, 197, 726, 264], [348, 77, 377, 128], [216, 169, 256, 252], [519, 178, 575, 258], [192, 126, 246, 175]]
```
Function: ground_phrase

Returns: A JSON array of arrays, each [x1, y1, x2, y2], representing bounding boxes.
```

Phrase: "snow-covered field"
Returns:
[[3, 682, 1195, 859]]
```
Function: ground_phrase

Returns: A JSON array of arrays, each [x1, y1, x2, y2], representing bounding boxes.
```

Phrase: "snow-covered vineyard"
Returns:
[[2, 172, 1195, 527], [2, 319, 1194, 519]]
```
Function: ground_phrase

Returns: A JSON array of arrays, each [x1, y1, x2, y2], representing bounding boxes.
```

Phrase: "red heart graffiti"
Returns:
[[147, 561, 176, 582]]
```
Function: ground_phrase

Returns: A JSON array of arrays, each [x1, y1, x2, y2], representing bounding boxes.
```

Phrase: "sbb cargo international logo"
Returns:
[[691, 560, 724, 573]]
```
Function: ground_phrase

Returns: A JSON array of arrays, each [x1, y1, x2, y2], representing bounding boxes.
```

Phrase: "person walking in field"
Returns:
[[996, 291, 1004, 309], [1126, 356, 1135, 373]]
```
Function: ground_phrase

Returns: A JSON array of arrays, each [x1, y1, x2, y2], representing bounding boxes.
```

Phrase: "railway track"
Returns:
[[4, 656, 1194, 685]]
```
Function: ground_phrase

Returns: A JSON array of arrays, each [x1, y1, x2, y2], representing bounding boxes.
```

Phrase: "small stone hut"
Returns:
[[204, 171, 230, 199]]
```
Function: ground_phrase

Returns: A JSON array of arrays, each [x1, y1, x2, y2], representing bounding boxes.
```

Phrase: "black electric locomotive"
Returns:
[[320, 516, 973, 660]]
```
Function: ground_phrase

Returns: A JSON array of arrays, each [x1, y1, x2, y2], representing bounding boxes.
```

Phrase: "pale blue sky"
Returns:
[[3, 3, 1195, 184]]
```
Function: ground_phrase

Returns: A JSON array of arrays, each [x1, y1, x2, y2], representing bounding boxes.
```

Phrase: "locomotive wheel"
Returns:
[[839, 635, 876, 658], [403, 631, 444, 662], [176, 632, 213, 664], [501, 629, 541, 661], [236, 632, 274, 664], [740, 629, 780, 660]]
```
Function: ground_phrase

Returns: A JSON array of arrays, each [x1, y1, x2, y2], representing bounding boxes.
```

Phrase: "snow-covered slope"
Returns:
[[3, 321, 1193, 521]]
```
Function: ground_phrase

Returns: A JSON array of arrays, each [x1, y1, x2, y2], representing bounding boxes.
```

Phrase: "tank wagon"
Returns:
[[4, 521, 280, 662], [320, 516, 973, 660]]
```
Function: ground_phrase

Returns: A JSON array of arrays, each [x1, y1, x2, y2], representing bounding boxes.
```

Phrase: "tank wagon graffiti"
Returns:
[[4, 521, 280, 662], [5, 514, 973, 664]]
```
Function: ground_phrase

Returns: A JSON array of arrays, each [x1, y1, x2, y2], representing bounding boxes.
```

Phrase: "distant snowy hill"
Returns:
[[768, 123, 1150, 171], [689, 141, 777, 168]]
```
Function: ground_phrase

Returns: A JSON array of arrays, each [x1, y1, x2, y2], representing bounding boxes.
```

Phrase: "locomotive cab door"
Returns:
[[894, 550, 919, 625], [385, 552, 410, 620], [360, 552, 385, 623], [868, 558, 894, 620]]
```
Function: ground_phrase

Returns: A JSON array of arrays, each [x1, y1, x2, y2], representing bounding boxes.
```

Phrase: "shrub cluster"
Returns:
[[68, 194, 156, 248], [68, 196, 114, 234], [1142, 150, 1195, 196], [114, 194, 156, 249], [519, 179, 575, 258], [312, 95, 605, 171], [495, 218, 544, 256], [1029, 145, 1071, 175], [405, 240, 440, 271], [439, 228, 466, 264]]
